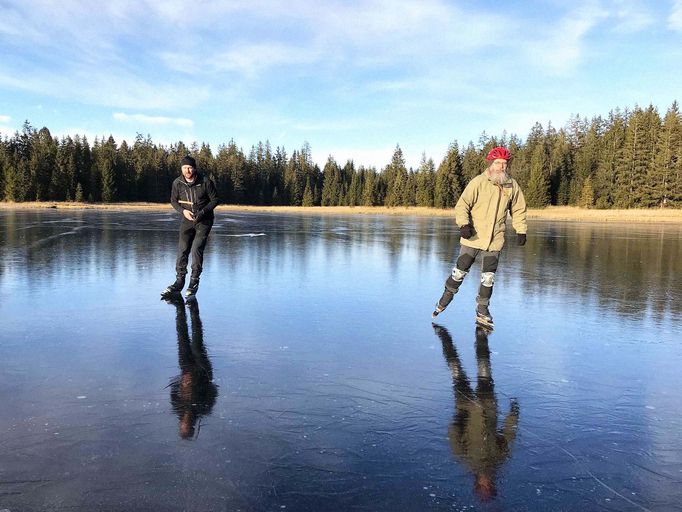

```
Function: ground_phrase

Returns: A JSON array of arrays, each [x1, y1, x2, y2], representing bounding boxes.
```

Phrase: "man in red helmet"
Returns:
[[432, 146, 527, 328]]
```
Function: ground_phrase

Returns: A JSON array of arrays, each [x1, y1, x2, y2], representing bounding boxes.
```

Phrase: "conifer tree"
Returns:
[[384, 145, 407, 207], [98, 136, 118, 203], [362, 168, 378, 206], [570, 118, 601, 204], [75, 182, 84, 202], [416, 154, 436, 207], [435, 142, 463, 208], [615, 105, 661, 207], [321, 156, 341, 206], [579, 175, 594, 208], [525, 144, 550, 207], [302, 178, 314, 206], [649, 102, 680, 207], [461, 142, 482, 183], [595, 109, 626, 208]]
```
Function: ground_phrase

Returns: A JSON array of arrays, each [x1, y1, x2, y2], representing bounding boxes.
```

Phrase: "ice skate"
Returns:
[[161, 276, 185, 298], [431, 302, 446, 319], [475, 304, 494, 330], [185, 277, 199, 300], [162, 293, 185, 306]]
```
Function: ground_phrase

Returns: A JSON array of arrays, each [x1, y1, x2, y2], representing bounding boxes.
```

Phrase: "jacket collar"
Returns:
[[181, 172, 203, 186]]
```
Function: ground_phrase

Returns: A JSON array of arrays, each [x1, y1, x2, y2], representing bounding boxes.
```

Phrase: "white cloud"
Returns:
[[670, 0, 682, 31], [113, 112, 194, 128], [609, 0, 656, 32], [0, 114, 11, 123], [523, 5, 609, 75]]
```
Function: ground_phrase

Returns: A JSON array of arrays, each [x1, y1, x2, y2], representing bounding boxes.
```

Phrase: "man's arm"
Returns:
[[170, 180, 183, 214], [194, 178, 219, 222], [454, 179, 477, 228], [510, 183, 527, 235]]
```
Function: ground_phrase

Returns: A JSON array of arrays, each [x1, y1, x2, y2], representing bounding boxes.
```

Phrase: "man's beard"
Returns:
[[488, 169, 509, 185]]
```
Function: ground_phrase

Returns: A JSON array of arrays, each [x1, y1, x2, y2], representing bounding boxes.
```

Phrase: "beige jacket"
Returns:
[[454, 171, 527, 251]]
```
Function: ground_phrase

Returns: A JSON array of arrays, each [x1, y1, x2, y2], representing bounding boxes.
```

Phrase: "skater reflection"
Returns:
[[432, 323, 519, 502], [167, 298, 218, 439]]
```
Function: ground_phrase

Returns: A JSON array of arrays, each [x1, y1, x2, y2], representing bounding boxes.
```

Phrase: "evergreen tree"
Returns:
[[321, 156, 341, 206], [525, 143, 550, 207], [302, 178, 314, 206], [434, 142, 463, 208], [362, 168, 379, 206], [594, 109, 626, 208], [614, 105, 661, 207], [649, 102, 680, 207], [97, 136, 118, 202], [579, 175, 595, 208], [461, 141, 482, 183], [570, 118, 601, 204], [415, 153, 436, 207], [384, 145, 408, 207], [75, 182, 84, 202], [347, 167, 363, 206]]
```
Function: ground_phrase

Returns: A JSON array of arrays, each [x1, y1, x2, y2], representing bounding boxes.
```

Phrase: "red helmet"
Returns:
[[486, 147, 511, 161]]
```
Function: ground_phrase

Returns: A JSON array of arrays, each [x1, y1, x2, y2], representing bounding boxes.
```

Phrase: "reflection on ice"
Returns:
[[166, 298, 218, 440], [433, 323, 519, 502]]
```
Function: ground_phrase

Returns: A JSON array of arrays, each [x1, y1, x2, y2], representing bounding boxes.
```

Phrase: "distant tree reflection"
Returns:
[[433, 323, 519, 501], [167, 298, 218, 440]]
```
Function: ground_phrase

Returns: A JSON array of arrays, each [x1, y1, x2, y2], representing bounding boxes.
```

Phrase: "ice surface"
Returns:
[[0, 209, 681, 511]]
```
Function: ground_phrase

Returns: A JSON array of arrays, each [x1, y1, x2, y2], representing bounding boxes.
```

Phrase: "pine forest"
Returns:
[[1, 102, 680, 209]]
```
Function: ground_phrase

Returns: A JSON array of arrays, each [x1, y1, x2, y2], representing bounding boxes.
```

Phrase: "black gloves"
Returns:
[[194, 209, 205, 222], [517, 233, 527, 246], [460, 224, 474, 239]]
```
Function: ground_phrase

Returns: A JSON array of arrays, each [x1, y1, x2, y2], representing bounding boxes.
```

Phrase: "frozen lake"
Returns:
[[1, 209, 681, 511]]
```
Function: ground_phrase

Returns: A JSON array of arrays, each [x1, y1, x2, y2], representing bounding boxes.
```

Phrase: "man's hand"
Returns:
[[517, 233, 527, 246], [460, 224, 474, 239], [183, 210, 195, 221]]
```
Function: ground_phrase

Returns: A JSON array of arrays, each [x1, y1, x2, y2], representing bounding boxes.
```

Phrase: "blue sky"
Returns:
[[1, 0, 681, 169]]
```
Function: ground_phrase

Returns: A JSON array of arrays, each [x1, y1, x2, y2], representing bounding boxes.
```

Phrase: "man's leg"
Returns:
[[186, 219, 213, 297], [475, 251, 500, 324], [163, 220, 195, 295], [175, 219, 196, 283], [433, 246, 478, 317]]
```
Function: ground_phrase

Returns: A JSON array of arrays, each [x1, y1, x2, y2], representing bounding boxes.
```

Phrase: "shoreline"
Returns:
[[2, 202, 682, 223]]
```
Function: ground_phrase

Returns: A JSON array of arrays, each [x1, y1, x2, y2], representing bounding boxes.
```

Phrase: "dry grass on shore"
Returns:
[[2, 202, 682, 223]]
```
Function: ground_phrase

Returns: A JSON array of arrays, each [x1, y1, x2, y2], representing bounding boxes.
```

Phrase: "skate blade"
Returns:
[[475, 317, 494, 330], [161, 294, 184, 306], [161, 290, 182, 298]]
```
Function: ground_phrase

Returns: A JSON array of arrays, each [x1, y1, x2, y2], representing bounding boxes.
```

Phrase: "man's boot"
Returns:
[[475, 302, 494, 329], [432, 269, 467, 318], [161, 274, 185, 296], [185, 276, 200, 299]]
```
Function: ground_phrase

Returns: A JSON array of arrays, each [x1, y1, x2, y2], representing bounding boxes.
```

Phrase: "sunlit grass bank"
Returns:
[[2, 202, 682, 223]]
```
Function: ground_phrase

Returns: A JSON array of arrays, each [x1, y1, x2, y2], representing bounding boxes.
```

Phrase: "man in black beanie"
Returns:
[[161, 155, 219, 299]]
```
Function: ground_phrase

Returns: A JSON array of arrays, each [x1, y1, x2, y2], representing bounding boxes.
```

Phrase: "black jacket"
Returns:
[[170, 173, 219, 222]]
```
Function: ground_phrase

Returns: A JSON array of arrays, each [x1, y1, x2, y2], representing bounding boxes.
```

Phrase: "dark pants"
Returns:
[[175, 218, 213, 280], [438, 246, 500, 309]]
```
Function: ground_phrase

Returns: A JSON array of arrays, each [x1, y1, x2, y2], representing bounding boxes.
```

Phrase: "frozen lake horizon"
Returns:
[[1, 209, 681, 511]]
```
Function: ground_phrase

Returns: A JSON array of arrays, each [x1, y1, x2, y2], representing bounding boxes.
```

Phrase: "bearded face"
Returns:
[[487, 159, 509, 185]]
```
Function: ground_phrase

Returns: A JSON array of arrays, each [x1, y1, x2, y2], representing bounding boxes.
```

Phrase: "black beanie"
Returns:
[[180, 155, 196, 169]]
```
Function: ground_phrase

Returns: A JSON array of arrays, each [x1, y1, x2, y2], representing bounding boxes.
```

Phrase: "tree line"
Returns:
[[1, 101, 680, 208]]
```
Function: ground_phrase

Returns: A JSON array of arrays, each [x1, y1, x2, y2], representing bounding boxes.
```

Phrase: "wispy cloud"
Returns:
[[113, 112, 193, 128], [0, 115, 11, 123], [522, 5, 609, 75], [670, 0, 682, 31], [609, 0, 656, 32]]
